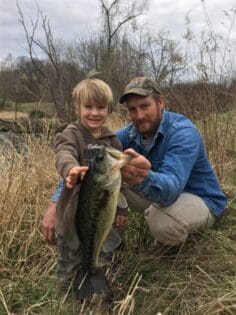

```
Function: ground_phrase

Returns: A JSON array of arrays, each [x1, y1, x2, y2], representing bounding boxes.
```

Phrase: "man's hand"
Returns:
[[41, 202, 57, 245], [66, 166, 89, 188], [121, 149, 151, 185]]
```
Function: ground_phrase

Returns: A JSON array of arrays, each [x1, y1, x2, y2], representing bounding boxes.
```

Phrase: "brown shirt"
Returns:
[[55, 121, 122, 249]]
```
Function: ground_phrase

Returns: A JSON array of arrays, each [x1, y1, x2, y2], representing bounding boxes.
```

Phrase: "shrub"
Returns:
[[29, 109, 46, 119]]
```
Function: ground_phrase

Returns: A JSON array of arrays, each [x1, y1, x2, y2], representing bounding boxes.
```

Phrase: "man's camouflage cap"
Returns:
[[119, 77, 161, 104]]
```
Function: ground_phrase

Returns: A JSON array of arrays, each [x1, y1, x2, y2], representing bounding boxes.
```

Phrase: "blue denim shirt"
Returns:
[[116, 110, 227, 218], [51, 179, 64, 203], [52, 110, 227, 218]]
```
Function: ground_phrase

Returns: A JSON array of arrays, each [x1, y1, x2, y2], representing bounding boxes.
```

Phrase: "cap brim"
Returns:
[[119, 88, 152, 104]]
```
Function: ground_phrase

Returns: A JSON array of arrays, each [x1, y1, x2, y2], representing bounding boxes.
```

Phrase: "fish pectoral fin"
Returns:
[[118, 192, 128, 208], [76, 269, 112, 299], [102, 228, 122, 253]]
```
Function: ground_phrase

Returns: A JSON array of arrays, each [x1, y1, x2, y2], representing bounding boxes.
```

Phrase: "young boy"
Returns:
[[54, 78, 127, 292]]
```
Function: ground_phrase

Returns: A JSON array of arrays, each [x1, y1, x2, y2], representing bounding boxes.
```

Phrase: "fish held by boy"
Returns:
[[75, 144, 132, 299]]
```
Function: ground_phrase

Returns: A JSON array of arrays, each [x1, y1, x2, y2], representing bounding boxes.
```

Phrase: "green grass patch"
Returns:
[[3, 101, 56, 117]]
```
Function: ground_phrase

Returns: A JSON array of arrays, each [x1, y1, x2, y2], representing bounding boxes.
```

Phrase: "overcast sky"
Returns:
[[0, 0, 235, 63]]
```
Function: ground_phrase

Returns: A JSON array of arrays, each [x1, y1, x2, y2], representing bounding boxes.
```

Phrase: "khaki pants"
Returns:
[[122, 186, 216, 246]]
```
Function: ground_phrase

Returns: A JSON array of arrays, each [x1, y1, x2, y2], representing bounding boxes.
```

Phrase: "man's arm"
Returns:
[[41, 179, 64, 244], [50, 178, 64, 202], [41, 201, 57, 245], [121, 127, 201, 206]]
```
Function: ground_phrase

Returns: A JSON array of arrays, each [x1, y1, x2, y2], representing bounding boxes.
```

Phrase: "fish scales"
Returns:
[[77, 177, 116, 270], [75, 145, 131, 299]]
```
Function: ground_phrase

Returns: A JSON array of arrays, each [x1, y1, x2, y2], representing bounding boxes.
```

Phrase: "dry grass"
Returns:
[[0, 112, 235, 315], [105, 111, 129, 131], [197, 109, 236, 184]]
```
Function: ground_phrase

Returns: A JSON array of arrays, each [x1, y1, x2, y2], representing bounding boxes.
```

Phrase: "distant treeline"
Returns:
[[0, 54, 235, 121], [0, 0, 235, 121], [165, 80, 236, 119]]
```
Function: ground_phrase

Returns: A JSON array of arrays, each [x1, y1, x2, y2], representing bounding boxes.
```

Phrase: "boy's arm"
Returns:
[[55, 127, 80, 179], [55, 128, 89, 188]]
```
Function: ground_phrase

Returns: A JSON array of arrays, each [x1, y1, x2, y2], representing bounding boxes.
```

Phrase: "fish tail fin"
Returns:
[[75, 268, 112, 300]]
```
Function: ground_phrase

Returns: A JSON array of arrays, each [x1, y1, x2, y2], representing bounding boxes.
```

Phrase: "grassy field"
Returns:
[[2, 101, 56, 117], [0, 110, 235, 314], [0, 111, 29, 120]]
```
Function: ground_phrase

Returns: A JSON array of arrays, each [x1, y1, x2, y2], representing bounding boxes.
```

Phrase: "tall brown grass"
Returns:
[[0, 135, 57, 312], [0, 110, 235, 314]]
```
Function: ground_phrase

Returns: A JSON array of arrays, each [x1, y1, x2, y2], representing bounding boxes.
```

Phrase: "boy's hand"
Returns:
[[115, 215, 127, 228], [66, 166, 89, 188]]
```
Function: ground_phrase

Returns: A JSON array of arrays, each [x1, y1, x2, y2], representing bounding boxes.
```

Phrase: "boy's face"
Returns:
[[78, 103, 109, 134]]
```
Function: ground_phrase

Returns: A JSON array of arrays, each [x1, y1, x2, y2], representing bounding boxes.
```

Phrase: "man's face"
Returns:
[[126, 95, 164, 138]]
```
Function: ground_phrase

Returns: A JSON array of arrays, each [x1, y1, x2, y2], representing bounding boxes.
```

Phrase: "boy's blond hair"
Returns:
[[72, 79, 113, 113]]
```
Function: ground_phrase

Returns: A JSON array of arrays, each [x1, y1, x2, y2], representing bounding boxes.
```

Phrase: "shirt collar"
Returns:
[[128, 109, 168, 142]]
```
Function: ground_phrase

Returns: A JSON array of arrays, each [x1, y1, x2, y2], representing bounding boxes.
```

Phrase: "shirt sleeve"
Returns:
[[51, 179, 64, 203], [55, 127, 80, 179], [134, 126, 201, 206]]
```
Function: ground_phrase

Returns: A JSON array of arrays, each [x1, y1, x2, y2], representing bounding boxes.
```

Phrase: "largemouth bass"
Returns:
[[75, 145, 131, 299]]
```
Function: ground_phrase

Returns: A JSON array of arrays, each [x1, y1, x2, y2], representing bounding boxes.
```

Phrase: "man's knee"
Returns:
[[145, 205, 189, 246], [144, 194, 216, 246], [150, 220, 188, 246]]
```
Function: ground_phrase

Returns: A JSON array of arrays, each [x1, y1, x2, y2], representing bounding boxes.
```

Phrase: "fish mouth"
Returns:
[[100, 146, 133, 176], [106, 146, 132, 160], [109, 151, 132, 172]]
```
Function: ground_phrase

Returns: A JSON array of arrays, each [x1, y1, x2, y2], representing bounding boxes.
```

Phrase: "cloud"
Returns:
[[146, 0, 236, 39], [0, 0, 100, 60], [0, 0, 235, 61]]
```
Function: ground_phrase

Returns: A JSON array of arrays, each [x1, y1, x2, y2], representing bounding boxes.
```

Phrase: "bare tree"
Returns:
[[142, 32, 184, 85], [98, 0, 149, 82], [17, 2, 82, 122], [0, 55, 28, 119], [99, 0, 148, 57]]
